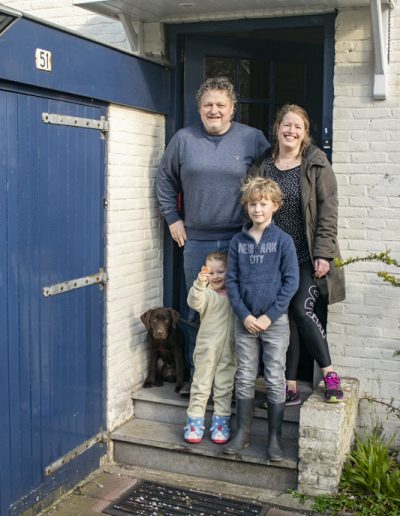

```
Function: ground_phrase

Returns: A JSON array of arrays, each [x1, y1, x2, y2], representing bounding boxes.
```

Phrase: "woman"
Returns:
[[250, 104, 345, 404], [156, 77, 270, 394]]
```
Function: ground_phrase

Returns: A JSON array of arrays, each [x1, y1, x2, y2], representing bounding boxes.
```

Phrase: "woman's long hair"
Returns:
[[272, 104, 312, 161]]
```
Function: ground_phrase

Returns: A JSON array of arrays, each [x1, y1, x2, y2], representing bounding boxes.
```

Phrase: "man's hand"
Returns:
[[169, 220, 186, 247]]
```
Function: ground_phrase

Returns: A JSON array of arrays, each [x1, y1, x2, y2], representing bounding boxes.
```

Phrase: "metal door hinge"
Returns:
[[44, 431, 108, 476], [42, 112, 109, 139], [42, 268, 108, 297]]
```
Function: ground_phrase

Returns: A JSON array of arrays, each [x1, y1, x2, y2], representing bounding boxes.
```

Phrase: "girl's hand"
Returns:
[[198, 265, 209, 284]]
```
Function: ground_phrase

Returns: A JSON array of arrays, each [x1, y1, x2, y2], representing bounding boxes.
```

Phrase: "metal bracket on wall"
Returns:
[[369, 0, 396, 100], [42, 112, 109, 139], [118, 13, 144, 55], [42, 268, 108, 298], [44, 431, 109, 477]]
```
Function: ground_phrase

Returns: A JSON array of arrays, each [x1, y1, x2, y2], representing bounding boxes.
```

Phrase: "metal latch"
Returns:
[[44, 431, 108, 476], [42, 112, 109, 138], [42, 268, 108, 298]]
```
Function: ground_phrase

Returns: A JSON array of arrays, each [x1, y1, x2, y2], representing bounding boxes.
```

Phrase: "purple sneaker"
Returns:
[[323, 372, 343, 403], [285, 387, 301, 406]]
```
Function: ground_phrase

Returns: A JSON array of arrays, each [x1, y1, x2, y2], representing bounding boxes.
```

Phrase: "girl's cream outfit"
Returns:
[[186, 279, 236, 418]]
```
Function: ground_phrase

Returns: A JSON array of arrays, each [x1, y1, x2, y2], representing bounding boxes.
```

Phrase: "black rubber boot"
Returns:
[[223, 398, 254, 455], [267, 401, 285, 461]]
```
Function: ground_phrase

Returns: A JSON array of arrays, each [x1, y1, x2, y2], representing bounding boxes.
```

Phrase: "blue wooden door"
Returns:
[[0, 88, 106, 515]]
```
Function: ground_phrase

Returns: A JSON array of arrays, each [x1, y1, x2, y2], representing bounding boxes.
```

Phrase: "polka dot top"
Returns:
[[264, 156, 310, 264]]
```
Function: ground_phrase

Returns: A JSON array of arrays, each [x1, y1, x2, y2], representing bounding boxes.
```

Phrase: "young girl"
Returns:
[[184, 251, 237, 444]]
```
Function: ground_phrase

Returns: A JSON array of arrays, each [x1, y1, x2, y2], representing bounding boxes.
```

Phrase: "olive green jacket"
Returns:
[[249, 144, 345, 304]]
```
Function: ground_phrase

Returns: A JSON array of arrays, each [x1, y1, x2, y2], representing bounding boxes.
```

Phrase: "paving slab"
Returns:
[[39, 464, 314, 515]]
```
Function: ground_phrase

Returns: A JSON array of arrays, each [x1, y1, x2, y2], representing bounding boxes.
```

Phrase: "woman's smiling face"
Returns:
[[277, 112, 306, 154]]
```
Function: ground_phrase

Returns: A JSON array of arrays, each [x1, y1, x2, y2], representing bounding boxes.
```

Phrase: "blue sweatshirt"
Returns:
[[156, 122, 269, 240], [226, 221, 299, 323]]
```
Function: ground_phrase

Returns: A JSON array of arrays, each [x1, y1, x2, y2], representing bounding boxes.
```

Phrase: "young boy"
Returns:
[[224, 177, 299, 461], [184, 252, 237, 445]]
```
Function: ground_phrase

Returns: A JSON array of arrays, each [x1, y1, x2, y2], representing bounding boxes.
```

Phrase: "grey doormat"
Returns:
[[103, 479, 267, 515]]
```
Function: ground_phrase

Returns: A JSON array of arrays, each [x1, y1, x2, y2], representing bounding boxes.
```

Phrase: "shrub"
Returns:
[[292, 428, 400, 515]]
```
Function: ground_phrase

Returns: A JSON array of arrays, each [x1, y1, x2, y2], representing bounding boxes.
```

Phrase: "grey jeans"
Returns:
[[235, 314, 290, 404]]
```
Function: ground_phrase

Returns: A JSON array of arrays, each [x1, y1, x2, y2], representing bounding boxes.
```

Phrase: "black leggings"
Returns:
[[285, 261, 332, 380]]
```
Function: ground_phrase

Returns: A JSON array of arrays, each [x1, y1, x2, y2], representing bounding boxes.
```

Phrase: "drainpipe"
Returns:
[[369, 0, 395, 100]]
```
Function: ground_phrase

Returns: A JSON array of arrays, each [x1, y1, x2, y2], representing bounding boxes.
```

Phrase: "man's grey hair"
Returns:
[[196, 77, 237, 109]]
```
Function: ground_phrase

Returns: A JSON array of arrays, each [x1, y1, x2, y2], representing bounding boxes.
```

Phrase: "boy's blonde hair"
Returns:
[[205, 251, 228, 266], [240, 176, 283, 209]]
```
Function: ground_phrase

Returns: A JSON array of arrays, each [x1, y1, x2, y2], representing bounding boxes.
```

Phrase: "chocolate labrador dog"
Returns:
[[140, 307, 185, 392]]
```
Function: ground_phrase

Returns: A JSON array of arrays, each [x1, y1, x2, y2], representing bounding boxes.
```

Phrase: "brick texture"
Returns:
[[106, 105, 165, 430], [298, 378, 360, 495], [3, 0, 129, 50], [332, 7, 400, 447]]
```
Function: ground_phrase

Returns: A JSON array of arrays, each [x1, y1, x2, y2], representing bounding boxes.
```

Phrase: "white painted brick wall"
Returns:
[[298, 378, 359, 495], [3, 1, 165, 57], [106, 105, 165, 430], [332, 7, 400, 446], [2, 0, 129, 50]]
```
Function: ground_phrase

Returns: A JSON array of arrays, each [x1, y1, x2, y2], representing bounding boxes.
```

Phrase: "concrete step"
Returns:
[[131, 380, 311, 440], [112, 418, 299, 491]]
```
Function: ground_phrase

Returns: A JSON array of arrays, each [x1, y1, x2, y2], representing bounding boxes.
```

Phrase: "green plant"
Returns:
[[291, 429, 400, 515], [340, 429, 399, 498], [335, 250, 400, 288], [335, 250, 400, 362]]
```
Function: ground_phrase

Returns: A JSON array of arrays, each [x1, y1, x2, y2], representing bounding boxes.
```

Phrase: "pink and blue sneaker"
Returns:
[[210, 415, 230, 444], [184, 416, 205, 443]]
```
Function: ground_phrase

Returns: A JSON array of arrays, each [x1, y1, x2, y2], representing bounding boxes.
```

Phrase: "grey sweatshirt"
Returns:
[[156, 122, 269, 240]]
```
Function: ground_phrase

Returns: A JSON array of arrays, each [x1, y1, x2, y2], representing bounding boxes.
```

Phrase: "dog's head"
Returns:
[[140, 307, 180, 340]]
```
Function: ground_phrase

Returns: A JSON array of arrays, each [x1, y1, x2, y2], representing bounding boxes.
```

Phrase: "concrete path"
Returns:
[[38, 463, 314, 515]]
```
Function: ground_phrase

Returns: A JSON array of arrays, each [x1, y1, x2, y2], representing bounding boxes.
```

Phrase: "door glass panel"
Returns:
[[205, 57, 236, 84], [275, 62, 306, 105], [240, 59, 270, 99], [239, 103, 270, 135]]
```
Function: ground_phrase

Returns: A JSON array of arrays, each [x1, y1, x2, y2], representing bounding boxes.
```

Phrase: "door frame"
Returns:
[[163, 13, 336, 309]]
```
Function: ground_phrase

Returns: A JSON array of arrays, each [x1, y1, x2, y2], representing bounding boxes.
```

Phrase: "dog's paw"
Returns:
[[174, 385, 182, 393], [143, 381, 154, 388]]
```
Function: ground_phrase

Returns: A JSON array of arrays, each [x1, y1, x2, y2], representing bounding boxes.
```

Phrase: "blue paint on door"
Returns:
[[0, 88, 105, 515]]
